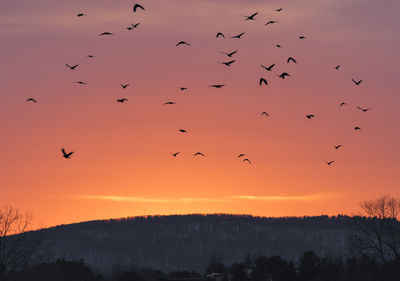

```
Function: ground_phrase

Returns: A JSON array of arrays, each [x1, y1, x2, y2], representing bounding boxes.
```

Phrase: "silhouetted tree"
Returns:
[[351, 196, 400, 263], [0, 206, 42, 278]]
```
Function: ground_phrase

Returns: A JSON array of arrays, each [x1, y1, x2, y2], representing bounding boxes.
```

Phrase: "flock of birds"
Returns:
[[25, 4, 371, 166]]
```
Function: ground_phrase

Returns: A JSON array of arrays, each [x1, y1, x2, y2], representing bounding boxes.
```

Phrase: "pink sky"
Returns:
[[0, 0, 399, 228]]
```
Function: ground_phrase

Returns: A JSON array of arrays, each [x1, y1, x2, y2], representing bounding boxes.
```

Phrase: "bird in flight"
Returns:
[[209, 84, 225, 88], [127, 26, 134, 30], [75, 81, 87, 85], [354, 126, 361, 131], [265, 20, 279, 25], [231, 32, 245, 39], [216, 32, 225, 38], [335, 65, 341, 70], [278, 72, 290, 79], [243, 159, 251, 164], [326, 161, 335, 166], [306, 114, 315, 119], [220, 50, 238, 57], [86, 55, 95, 58], [117, 98, 128, 103], [238, 154, 245, 158], [62, 148, 74, 159], [243, 12, 258, 21], [171, 152, 180, 157], [261, 64, 275, 71], [275, 8, 283, 12], [357, 106, 371, 112], [133, 3, 145, 12], [77, 13, 86, 17], [66, 64, 78, 70], [259, 78, 268, 86], [339, 102, 347, 107], [179, 129, 187, 133], [99, 32, 113, 36], [176, 41, 191, 46], [299, 36, 306, 39], [287, 57, 297, 64], [219, 60, 236, 66], [164, 102, 177, 105], [26, 98, 37, 103], [261, 111, 269, 117], [334, 145, 342, 149], [131, 23, 140, 28], [352, 79, 363, 85], [120, 84, 130, 89], [193, 152, 205, 157], [180, 87, 187, 91], [276, 44, 282, 48]]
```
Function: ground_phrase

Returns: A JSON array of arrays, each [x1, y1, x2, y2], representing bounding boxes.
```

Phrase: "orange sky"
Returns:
[[1, 0, 399, 228]]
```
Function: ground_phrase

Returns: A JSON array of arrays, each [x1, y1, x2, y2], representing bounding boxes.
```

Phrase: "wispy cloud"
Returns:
[[74, 195, 229, 203], [74, 193, 337, 203]]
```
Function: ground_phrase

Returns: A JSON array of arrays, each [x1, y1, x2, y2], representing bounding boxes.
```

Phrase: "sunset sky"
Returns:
[[1, 0, 399, 228]]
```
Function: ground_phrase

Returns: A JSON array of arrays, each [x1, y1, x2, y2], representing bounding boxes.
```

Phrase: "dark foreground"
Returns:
[[5, 251, 400, 281]]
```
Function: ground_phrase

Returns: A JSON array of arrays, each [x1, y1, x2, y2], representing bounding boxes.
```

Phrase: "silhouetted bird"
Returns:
[[99, 32, 113, 36], [220, 50, 237, 57], [26, 98, 37, 103], [238, 154, 245, 158], [86, 55, 95, 58], [276, 44, 282, 48], [265, 20, 279, 25], [132, 23, 140, 28], [176, 41, 191, 46], [306, 114, 315, 119], [164, 102, 177, 105], [261, 64, 275, 71], [219, 60, 235, 66], [335, 65, 341, 70], [231, 32, 245, 39], [326, 161, 335, 166], [127, 27, 134, 30], [179, 129, 187, 133], [340, 102, 347, 107], [180, 87, 187, 91], [171, 152, 180, 157], [75, 81, 87, 85], [275, 8, 283, 12], [259, 78, 268, 86], [354, 126, 361, 131], [66, 64, 78, 70], [117, 98, 128, 103], [334, 145, 342, 149], [243, 159, 251, 164], [77, 13, 86, 17], [352, 79, 363, 85], [120, 84, 129, 89], [243, 12, 258, 21], [62, 148, 74, 159], [278, 72, 290, 79], [287, 57, 297, 63], [209, 84, 225, 88], [194, 152, 205, 157], [216, 32, 225, 38], [357, 106, 371, 112], [261, 111, 269, 117], [133, 3, 145, 12], [299, 36, 306, 39]]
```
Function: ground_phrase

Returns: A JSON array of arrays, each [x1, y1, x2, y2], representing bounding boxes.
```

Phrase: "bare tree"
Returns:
[[0, 206, 42, 276], [350, 196, 400, 263]]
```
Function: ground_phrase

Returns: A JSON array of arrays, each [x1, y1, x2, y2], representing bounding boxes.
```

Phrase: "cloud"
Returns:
[[74, 195, 229, 203], [74, 193, 336, 203]]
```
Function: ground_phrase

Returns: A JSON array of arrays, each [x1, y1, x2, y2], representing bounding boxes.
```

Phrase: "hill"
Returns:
[[35, 214, 356, 273]]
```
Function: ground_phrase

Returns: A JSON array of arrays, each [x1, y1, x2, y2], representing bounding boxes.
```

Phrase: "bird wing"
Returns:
[[61, 148, 66, 155]]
